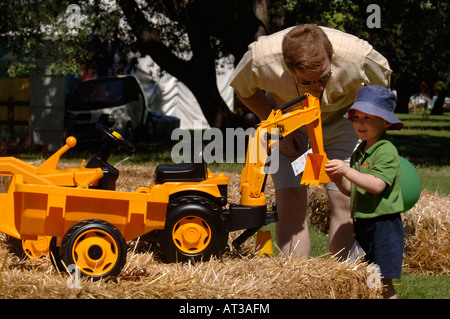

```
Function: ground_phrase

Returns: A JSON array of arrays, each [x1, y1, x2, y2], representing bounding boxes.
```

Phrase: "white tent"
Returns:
[[135, 55, 234, 130]]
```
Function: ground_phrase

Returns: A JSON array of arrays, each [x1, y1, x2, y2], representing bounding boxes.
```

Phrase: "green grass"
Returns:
[[387, 110, 450, 195], [416, 165, 450, 196], [394, 274, 450, 299]]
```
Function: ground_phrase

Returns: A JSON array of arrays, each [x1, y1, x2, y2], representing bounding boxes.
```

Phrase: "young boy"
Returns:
[[325, 85, 404, 299]]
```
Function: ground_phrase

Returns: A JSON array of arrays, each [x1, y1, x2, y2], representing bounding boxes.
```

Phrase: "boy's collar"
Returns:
[[356, 139, 390, 155]]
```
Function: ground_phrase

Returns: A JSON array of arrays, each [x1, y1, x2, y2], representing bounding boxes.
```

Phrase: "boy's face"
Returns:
[[352, 109, 391, 145]]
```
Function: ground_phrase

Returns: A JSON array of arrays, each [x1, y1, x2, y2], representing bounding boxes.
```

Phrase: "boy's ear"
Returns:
[[385, 121, 392, 128]]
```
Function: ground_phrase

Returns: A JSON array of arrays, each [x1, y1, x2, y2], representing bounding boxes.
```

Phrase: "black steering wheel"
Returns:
[[95, 123, 135, 153]]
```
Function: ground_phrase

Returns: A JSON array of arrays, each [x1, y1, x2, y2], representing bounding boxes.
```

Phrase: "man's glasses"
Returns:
[[296, 70, 333, 86]]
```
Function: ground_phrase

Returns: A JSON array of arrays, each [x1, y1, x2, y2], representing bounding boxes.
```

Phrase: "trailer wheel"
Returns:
[[157, 195, 228, 262], [6, 235, 50, 261], [60, 219, 127, 280]]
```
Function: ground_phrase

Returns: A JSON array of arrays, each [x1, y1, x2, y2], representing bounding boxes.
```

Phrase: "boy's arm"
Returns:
[[331, 175, 352, 197], [325, 159, 387, 195]]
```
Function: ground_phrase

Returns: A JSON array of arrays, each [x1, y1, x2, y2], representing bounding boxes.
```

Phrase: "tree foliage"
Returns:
[[281, 0, 450, 113], [1, 0, 449, 126]]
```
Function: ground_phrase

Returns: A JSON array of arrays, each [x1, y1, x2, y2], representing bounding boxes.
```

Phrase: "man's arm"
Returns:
[[236, 90, 274, 121], [237, 90, 305, 157]]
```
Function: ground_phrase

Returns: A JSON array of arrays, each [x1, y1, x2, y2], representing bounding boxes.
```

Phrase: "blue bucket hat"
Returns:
[[345, 85, 404, 130]]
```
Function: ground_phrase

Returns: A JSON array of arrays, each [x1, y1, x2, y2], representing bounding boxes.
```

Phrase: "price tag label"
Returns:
[[291, 148, 312, 176]]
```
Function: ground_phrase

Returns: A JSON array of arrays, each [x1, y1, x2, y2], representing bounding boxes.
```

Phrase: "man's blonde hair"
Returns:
[[282, 24, 333, 73]]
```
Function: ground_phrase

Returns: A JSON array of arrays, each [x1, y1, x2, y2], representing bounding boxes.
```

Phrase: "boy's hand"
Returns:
[[326, 159, 387, 195], [325, 159, 352, 196], [325, 159, 350, 178]]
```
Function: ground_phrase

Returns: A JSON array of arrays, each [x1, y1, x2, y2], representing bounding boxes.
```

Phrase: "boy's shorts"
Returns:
[[354, 213, 404, 279], [271, 116, 359, 191]]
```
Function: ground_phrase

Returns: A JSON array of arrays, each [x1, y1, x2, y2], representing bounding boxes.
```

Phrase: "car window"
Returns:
[[68, 79, 126, 110]]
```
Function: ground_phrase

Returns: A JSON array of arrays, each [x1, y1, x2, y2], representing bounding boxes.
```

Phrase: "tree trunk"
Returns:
[[118, 0, 241, 130], [118, 0, 270, 130]]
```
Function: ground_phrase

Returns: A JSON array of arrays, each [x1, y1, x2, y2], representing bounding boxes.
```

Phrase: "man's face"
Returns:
[[294, 57, 332, 98]]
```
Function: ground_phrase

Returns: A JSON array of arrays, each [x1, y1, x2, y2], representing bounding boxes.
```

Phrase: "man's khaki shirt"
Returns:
[[230, 26, 392, 125]]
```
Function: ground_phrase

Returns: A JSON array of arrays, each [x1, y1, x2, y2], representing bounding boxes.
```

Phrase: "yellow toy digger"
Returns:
[[0, 93, 329, 280]]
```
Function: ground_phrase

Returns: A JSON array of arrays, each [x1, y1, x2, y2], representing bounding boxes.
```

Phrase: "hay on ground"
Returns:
[[0, 238, 382, 298]]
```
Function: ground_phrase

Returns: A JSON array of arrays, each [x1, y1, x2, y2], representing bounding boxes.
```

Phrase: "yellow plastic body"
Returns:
[[0, 174, 170, 241], [255, 230, 274, 257], [240, 93, 330, 206], [145, 169, 229, 200]]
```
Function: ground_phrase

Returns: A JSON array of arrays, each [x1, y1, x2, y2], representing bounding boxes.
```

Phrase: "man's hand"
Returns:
[[279, 133, 304, 157]]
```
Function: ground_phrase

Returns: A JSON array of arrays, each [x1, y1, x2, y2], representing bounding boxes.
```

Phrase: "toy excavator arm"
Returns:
[[239, 94, 330, 206]]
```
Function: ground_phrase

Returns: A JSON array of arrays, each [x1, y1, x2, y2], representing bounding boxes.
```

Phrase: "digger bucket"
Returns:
[[300, 153, 330, 186]]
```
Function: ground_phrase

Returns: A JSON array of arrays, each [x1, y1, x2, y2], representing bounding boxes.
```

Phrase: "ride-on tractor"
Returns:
[[0, 93, 329, 280]]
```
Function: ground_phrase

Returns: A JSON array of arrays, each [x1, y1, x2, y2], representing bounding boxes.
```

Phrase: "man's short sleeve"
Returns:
[[230, 50, 259, 98], [364, 48, 392, 87]]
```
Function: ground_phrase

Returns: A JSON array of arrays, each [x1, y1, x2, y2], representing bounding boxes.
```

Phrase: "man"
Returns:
[[230, 24, 392, 258]]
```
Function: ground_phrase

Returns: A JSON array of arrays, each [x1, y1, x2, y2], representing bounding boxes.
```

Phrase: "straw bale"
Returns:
[[307, 185, 331, 233], [402, 190, 449, 275]]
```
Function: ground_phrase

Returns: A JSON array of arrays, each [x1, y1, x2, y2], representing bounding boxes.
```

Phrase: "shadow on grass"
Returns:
[[389, 134, 450, 166]]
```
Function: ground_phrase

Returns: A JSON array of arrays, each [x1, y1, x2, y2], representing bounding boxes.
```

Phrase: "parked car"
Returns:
[[65, 75, 153, 142]]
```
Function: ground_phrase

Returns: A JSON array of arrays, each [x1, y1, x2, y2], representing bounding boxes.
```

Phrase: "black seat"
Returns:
[[155, 147, 207, 183]]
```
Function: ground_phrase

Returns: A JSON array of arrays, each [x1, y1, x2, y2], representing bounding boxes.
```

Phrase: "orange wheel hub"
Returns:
[[23, 236, 51, 260], [172, 216, 211, 254], [72, 229, 119, 276]]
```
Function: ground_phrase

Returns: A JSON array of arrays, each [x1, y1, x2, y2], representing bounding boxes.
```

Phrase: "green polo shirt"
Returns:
[[350, 139, 404, 219]]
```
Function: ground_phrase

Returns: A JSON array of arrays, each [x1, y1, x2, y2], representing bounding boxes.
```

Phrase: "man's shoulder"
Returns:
[[320, 26, 372, 64], [249, 27, 294, 66]]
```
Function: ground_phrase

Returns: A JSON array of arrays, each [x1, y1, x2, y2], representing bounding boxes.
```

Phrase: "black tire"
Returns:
[[5, 235, 26, 259], [49, 237, 64, 272], [60, 219, 127, 280], [157, 195, 228, 262]]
